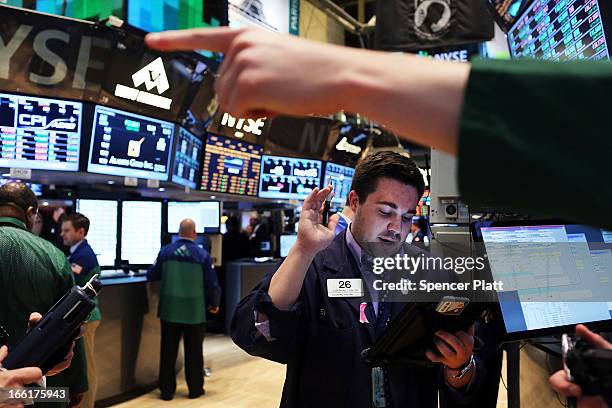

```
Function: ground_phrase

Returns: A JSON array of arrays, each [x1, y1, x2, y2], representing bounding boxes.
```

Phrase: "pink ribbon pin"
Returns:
[[359, 302, 369, 324]]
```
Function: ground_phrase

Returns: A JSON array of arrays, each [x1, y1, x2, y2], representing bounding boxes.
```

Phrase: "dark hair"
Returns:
[[0, 182, 38, 213], [63, 213, 90, 235], [351, 151, 425, 203]]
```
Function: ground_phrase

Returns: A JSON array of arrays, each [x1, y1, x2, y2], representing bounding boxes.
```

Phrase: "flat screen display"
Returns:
[[259, 155, 322, 200], [121, 201, 162, 265], [280, 234, 298, 258], [0, 93, 82, 171], [201, 133, 262, 196], [323, 162, 355, 206], [167, 201, 221, 233], [172, 127, 203, 189], [88, 106, 174, 180], [481, 224, 612, 334], [508, 0, 611, 60], [76, 199, 118, 267]]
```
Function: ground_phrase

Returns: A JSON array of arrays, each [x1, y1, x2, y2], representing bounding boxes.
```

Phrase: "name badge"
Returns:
[[327, 279, 363, 298]]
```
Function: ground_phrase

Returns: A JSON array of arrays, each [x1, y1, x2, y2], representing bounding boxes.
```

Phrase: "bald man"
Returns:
[[147, 218, 221, 400]]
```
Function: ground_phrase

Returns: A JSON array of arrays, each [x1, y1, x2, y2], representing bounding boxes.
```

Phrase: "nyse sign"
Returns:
[[0, 7, 113, 99], [220, 113, 266, 139]]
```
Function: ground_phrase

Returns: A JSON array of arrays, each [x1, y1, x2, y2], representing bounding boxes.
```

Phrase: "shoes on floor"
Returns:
[[189, 389, 206, 399]]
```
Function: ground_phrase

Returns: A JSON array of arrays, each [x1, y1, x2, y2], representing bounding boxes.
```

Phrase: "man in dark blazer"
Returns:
[[232, 152, 484, 408]]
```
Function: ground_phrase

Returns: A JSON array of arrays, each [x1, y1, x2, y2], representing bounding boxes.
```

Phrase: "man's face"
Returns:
[[349, 177, 420, 256], [60, 221, 84, 247]]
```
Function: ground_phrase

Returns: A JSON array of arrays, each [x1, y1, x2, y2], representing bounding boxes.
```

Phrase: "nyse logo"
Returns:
[[114, 58, 172, 110], [0, 24, 110, 88], [221, 113, 266, 138]]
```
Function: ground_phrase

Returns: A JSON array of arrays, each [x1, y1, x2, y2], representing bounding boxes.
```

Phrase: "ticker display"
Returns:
[[201, 134, 262, 196], [172, 127, 203, 189], [508, 0, 611, 60], [259, 155, 322, 200], [0, 93, 81, 171], [88, 106, 174, 180], [323, 162, 355, 206]]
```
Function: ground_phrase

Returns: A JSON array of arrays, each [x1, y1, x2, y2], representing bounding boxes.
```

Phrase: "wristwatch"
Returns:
[[447, 354, 475, 379]]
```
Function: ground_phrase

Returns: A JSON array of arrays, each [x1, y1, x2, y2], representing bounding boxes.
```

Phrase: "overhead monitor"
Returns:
[[172, 127, 203, 189], [121, 201, 162, 265], [479, 222, 612, 339], [0, 93, 82, 171], [486, 0, 526, 32], [167, 201, 221, 234], [323, 162, 355, 206], [280, 234, 298, 258], [201, 133, 262, 196], [88, 106, 174, 180], [259, 155, 322, 200], [508, 0, 612, 60], [76, 199, 118, 267]]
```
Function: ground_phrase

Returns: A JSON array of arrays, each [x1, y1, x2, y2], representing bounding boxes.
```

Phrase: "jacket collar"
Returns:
[[0, 216, 28, 231]]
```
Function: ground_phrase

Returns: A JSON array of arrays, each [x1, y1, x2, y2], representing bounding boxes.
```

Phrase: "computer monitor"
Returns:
[[507, 0, 612, 60], [76, 199, 118, 267], [259, 155, 322, 200], [171, 127, 203, 189], [167, 201, 220, 234], [87, 106, 174, 180], [280, 234, 298, 258], [0, 93, 82, 171], [170, 233, 211, 251], [478, 221, 612, 339], [200, 133, 263, 196], [121, 201, 162, 265], [323, 162, 355, 206]]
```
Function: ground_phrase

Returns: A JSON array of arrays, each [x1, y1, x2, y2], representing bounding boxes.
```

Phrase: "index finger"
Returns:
[[576, 324, 612, 350], [145, 27, 245, 52]]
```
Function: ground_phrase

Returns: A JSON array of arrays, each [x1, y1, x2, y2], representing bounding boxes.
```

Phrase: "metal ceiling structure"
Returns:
[[308, 0, 376, 35]]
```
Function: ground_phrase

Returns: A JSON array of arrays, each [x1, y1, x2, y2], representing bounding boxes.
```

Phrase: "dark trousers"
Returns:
[[159, 320, 205, 398]]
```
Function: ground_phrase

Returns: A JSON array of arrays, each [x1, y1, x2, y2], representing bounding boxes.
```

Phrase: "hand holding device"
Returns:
[[1, 275, 102, 374], [295, 186, 338, 257]]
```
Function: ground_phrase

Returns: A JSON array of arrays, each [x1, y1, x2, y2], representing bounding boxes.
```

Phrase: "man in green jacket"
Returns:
[[148, 219, 221, 400], [0, 182, 88, 407]]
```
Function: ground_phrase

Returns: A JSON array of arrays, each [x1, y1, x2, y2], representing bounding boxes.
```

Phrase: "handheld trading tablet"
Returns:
[[361, 296, 490, 367], [2, 275, 102, 373]]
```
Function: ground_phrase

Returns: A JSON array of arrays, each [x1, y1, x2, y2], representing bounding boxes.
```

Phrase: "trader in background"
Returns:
[[61, 213, 101, 408], [148, 218, 221, 401], [0, 182, 88, 407]]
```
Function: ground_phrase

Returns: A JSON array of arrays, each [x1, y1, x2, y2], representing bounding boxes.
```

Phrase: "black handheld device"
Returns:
[[563, 333, 612, 408], [2, 275, 102, 372]]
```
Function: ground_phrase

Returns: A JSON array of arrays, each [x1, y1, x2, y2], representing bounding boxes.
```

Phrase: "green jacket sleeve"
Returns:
[[458, 58, 612, 229]]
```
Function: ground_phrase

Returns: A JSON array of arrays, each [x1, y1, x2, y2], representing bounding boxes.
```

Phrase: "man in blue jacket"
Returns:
[[61, 212, 102, 408], [148, 219, 221, 400], [232, 151, 483, 408]]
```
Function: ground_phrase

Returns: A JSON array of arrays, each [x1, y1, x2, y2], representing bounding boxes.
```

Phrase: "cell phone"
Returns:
[[322, 199, 331, 226], [2, 275, 102, 372]]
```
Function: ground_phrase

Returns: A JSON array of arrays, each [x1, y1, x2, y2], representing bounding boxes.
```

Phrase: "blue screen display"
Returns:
[[172, 127, 203, 189], [88, 106, 174, 180], [259, 155, 322, 200], [323, 162, 355, 206], [481, 224, 612, 333], [508, 0, 610, 60]]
